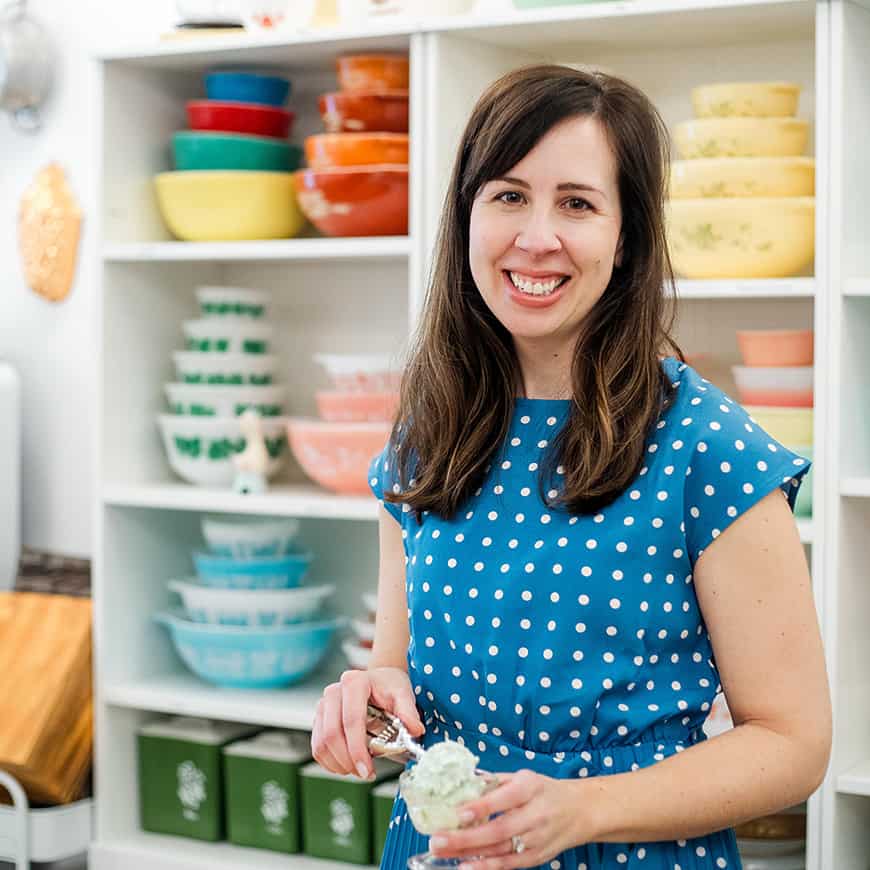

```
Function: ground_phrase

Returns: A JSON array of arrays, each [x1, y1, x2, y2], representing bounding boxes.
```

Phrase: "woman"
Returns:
[[311, 65, 831, 870]]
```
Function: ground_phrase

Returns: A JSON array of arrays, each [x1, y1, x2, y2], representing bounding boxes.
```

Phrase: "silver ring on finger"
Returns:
[[511, 834, 526, 854]]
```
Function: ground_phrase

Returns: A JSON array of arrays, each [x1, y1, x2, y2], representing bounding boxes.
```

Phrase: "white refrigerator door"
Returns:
[[0, 361, 21, 590]]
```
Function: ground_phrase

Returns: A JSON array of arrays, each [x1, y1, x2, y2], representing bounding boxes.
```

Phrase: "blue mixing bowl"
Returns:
[[193, 551, 313, 589], [205, 72, 291, 107], [155, 610, 345, 688]]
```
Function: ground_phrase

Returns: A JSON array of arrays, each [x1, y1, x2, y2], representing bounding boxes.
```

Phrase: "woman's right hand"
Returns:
[[311, 665, 425, 779]]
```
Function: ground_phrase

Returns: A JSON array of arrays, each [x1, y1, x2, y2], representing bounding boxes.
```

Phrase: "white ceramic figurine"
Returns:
[[232, 409, 269, 495]]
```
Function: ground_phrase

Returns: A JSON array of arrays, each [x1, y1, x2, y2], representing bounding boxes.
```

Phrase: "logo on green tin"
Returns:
[[329, 797, 355, 845], [260, 780, 289, 833], [177, 760, 207, 821]]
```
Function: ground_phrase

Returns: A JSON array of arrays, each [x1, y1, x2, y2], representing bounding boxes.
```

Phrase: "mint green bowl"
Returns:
[[172, 132, 303, 172]]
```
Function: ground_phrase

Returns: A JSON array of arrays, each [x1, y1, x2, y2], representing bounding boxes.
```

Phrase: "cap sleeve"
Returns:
[[367, 440, 404, 525], [682, 392, 811, 566]]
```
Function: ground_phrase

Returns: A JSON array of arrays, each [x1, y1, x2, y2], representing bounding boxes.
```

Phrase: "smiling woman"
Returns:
[[311, 64, 830, 870]]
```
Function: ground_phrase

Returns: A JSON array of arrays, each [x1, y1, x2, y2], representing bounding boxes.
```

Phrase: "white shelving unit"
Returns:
[[92, 1, 847, 868]]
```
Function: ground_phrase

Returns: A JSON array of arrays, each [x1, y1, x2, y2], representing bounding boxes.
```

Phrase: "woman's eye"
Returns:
[[564, 197, 591, 211], [496, 191, 524, 205]]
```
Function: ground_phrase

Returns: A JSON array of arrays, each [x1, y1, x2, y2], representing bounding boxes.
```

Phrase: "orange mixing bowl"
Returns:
[[736, 329, 814, 366], [336, 54, 410, 92], [294, 165, 408, 237], [318, 90, 409, 133], [304, 133, 409, 169], [315, 391, 400, 423]]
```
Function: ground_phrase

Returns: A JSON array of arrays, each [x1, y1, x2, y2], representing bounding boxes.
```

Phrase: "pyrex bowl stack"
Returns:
[[158, 285, 290, 487], [667, 81, 815, 279], [155, 516, 344, 688], [286, 353, 401, 495], [155, 70, 307, 241], [732, 328, 814, 518], [294, 53, 410, 237]]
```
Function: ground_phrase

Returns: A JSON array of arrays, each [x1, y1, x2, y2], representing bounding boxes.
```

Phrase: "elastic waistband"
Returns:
[[420, 719, 707, 778]]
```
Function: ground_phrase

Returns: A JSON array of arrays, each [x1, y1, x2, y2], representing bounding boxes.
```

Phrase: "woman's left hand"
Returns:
[[428, 769, 597, 869]]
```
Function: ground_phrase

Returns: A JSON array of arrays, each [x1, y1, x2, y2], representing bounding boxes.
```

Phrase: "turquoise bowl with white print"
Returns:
[[154, 611, 345, 688], [168, 579, 335, 626], [193, 551, 313, 589]]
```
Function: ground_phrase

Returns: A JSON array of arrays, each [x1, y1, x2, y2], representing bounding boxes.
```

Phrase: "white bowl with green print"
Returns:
[[158, 414, 289, 486], [182, 319, 273, 354], [165, 383, 287, 418], [196, 286, 272, 320], [173, 351, 278, 385]]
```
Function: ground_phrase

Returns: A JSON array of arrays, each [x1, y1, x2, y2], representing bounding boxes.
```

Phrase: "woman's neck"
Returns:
[[513, 337, 574, 400]]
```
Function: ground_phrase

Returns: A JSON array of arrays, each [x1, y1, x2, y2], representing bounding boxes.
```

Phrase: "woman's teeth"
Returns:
[[508, 271, 566, 296]]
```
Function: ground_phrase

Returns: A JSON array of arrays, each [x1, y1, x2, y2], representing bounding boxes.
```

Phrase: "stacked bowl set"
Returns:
[[156, 71, 306, 241], [159, 285, 290, 487], [668, 81, 815, 279], [155, 516, 344, 688], [731, 329, 814, 518], [154, 56, 411, 241]]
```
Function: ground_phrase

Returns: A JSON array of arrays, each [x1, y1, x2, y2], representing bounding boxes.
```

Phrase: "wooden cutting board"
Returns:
[[0, 592, 92, 804]]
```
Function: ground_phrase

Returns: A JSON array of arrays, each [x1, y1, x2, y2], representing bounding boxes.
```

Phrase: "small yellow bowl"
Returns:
[[670, 157, 815, 199], [673, 118, 809, 159], [742, 406, 813, 446], [154, 171, 306, 241], [666, 197, 814, 279], [691, 81, 801, 118]]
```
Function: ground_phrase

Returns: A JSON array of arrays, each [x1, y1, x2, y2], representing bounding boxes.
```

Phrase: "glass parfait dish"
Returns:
[[400, 765, 501, 869]]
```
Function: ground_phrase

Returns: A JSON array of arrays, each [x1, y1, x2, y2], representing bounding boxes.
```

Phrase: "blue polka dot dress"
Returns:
[[367, 357, 810, 870]]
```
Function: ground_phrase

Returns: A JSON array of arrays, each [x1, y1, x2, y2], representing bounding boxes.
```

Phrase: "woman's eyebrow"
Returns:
[[490, 176, 606, 199]]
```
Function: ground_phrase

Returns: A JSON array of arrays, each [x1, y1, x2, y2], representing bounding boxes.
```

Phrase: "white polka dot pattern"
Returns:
[[368, 357, 796, 870]]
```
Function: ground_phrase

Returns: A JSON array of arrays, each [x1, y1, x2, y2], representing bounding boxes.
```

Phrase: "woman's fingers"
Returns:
[[341, 669, 376, 778]]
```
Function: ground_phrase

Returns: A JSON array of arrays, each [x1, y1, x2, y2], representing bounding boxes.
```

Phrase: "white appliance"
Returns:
[[0, 361, 20, 589]]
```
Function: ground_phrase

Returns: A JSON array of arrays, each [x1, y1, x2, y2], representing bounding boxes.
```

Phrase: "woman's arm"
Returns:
[[582, 488, 832, 843], [369, 506, 411, 671]]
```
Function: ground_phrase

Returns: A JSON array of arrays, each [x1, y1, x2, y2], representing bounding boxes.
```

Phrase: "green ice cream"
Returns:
[[399, 740, 491, 834]]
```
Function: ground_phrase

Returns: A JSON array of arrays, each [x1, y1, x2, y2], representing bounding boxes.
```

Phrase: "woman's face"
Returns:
[[469, 115, 623, 347]]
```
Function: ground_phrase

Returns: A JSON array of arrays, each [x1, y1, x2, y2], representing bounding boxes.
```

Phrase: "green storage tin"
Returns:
[[372, 778, 400, 864], [300, 757, 402, 865], [223, 729, 312, 853], [137, 716, 259, 841]]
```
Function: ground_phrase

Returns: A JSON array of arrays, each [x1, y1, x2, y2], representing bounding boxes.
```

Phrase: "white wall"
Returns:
[[0, 0, 175, 556]]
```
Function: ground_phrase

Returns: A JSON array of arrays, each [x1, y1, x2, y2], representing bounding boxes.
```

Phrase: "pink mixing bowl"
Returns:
[[315, 391, 400, 423], [286, 419, 392, 495]]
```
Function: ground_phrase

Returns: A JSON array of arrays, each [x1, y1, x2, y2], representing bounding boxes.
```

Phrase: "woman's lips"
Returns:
[[502, 270, 567, 309]]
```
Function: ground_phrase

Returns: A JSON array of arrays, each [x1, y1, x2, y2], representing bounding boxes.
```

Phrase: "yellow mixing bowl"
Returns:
[[670, 157, 814, 199], [154, 171, 306, 241], [673, 118, 809, 159], [691, 81, 800, 118], [666, 197, 814, 279], [742, 406, 813, 446]]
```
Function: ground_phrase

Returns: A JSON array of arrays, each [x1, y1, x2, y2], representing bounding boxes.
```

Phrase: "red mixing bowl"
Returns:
[[187, 100, 295, 138]]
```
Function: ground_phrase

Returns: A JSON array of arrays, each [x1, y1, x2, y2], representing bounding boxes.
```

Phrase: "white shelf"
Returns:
[[90, 833, 376, 870], [675, 278, 816, 299], [844, 278, 870, 297], [797, 519, 814, 544], [440, 0, 813, 50], [102, 237, 411, 264], [102, 483, 379, 521], [103, 672, 330, 728], [840, 477, 870, 497], [837, 761, 870, 796]]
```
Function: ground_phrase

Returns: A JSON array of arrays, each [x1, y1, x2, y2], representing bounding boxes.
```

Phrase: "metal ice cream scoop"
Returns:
[[366, 703, 426, 764]]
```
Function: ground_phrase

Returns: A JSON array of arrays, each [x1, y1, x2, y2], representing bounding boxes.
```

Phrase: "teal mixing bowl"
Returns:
[[172, 131, 303, 172]]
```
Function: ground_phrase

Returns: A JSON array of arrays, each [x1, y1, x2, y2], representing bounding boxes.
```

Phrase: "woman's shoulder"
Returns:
[[658, 355, 740, 431]]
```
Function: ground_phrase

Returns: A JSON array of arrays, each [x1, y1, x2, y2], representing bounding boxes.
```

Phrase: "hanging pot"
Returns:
[[0, 0, 53, 132]]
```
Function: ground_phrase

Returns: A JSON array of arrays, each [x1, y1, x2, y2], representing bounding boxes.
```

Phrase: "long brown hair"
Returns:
[[387, 64, 682, 520]]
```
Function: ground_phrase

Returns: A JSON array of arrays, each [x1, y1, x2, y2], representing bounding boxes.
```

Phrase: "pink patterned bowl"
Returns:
[[315, 391, 399, 423], [286, 419, 392, 495]]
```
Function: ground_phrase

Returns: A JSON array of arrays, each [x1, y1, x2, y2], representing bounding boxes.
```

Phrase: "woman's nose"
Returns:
[[513, 212, 562, 256]]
